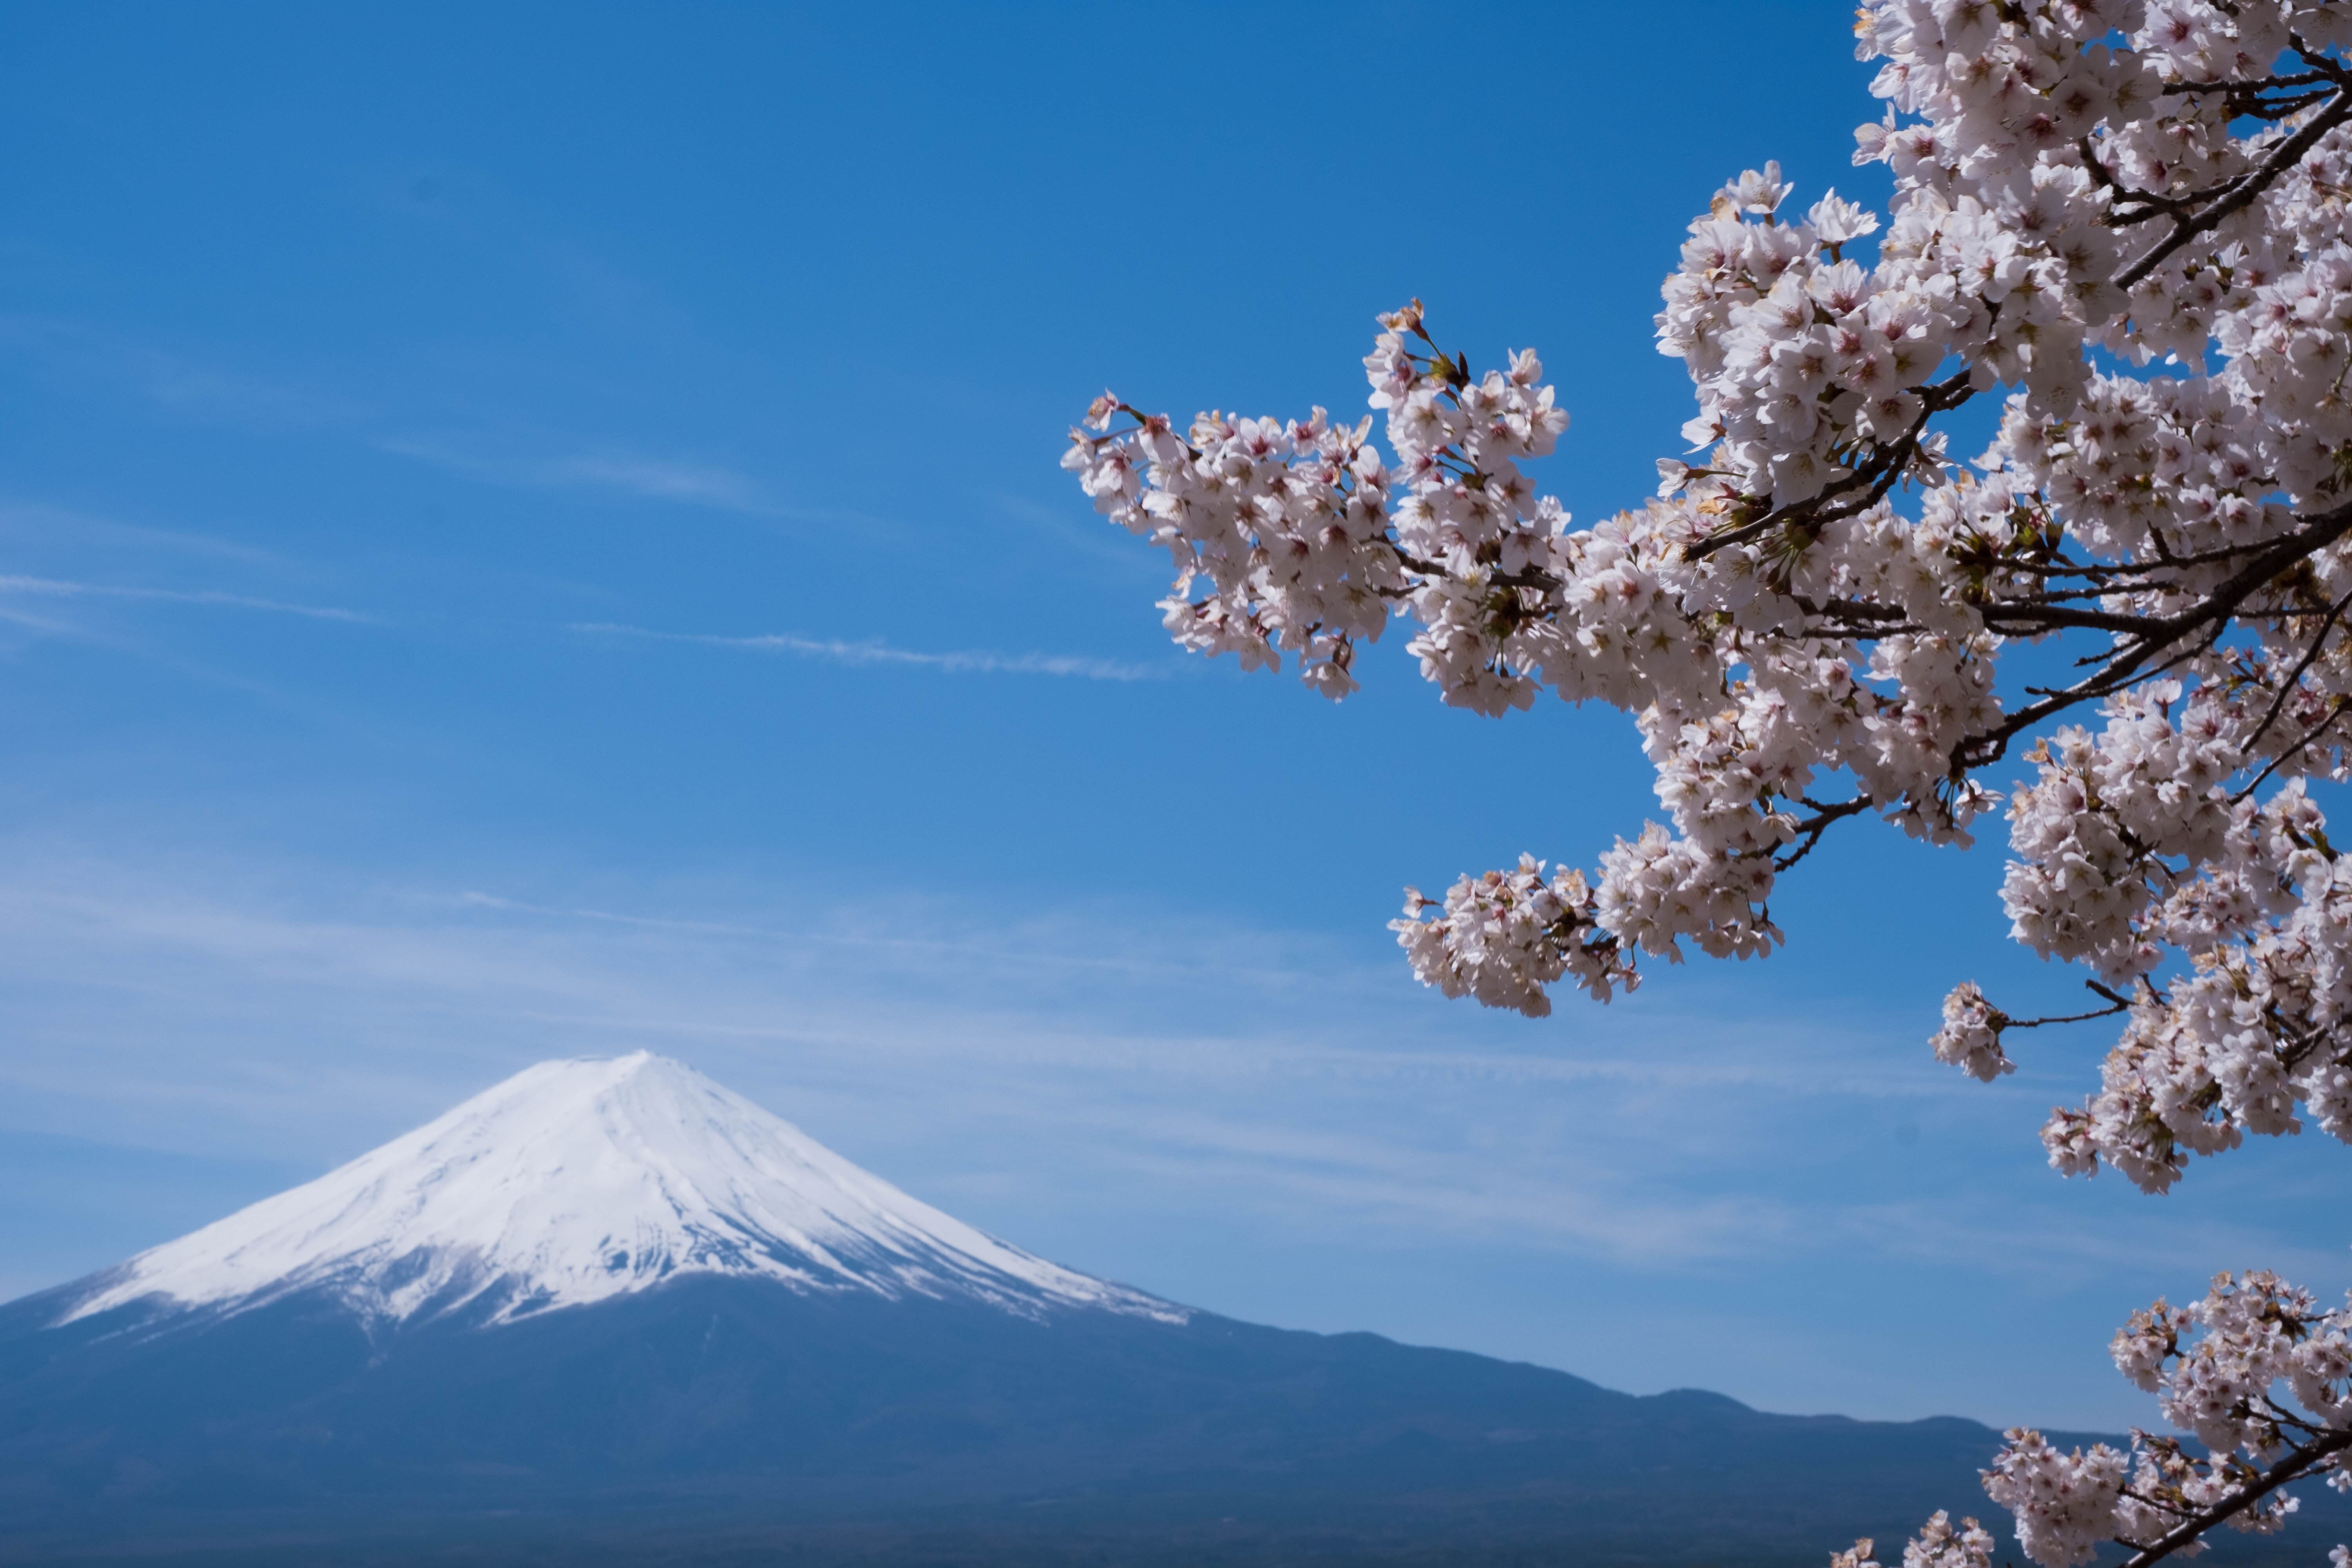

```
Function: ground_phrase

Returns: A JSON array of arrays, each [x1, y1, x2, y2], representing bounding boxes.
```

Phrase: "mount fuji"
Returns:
[[0, 1053, 2180, 1567], [56, 1051, 1178, 1332]]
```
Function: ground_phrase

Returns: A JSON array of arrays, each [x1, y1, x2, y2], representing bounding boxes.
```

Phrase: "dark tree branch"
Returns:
[[2242, 588, 2352, 752], [1771, 795, 1875, 871], [1683, 371, 1976, 563], [1956, 497, 2352, 769], [2115, 1429, 2352, 1568], [2115, 87, 2352, 290], [2230, 696, 2350, 802], [2000, 980, 2135, 1031]]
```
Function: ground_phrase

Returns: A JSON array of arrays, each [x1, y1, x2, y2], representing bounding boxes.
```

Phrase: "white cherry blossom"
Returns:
[[1985, 1272, 2350, 1567], [1070, 5, 2352, 1563]]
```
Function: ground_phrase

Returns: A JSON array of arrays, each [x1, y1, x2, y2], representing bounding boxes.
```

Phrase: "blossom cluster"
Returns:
[[1064, 397, 1403, 700], [2033, 775, 2352, 1190], [1390, 854, 1635, 1014], [1829, 1511, 1996, 1568], [1984, 1271, 2351, 1568], [1071, 7, 2352, 1566], [1068, 0, 2352, 1181]]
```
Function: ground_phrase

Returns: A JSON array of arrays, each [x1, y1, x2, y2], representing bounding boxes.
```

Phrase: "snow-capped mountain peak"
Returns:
[[64, 1051, 1179, 1328]]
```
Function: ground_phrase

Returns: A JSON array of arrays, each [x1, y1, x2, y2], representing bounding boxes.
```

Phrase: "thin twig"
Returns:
[[2116, 87, 2352, 290], [2230, 697, 2350, 802], [1771, 796, 1875, 871], [2243, 587, 2352, 751], [1683, 371, 1975, 564], [2116, 1428, 2352, 1568]]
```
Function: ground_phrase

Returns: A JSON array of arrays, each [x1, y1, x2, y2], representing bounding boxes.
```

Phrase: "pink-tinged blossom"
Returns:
[[1067, 0, 2352, 1200], [1982, 1431, 2129, 1568], [1073, 9, 2352, 1562], [1931, 981, 2015, 1081], [1909, 1513, 1994, 1568], [1977, 1273, 2352, 1568]]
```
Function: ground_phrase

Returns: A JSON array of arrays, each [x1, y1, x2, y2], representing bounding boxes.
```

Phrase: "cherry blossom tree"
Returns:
[[1065, 1, 2352, 1563]]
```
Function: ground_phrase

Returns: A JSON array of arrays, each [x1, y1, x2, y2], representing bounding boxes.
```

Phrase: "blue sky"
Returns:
[[0, 1, 2343, 1432]]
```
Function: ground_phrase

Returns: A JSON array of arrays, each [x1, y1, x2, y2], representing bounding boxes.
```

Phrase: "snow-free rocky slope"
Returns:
[[6, 1052, 2322, 1568]]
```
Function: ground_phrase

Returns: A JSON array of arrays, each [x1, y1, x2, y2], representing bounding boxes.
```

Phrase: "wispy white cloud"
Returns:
[[378, 436, 775, 515], [0, 852, 1877, 1158], [0, 603, 80, 635], [1, 846, 2341, 1427], [993, 492, 1162, 574], [0, 315, 365, 431], [1, 312, 773, 518], [0, 891, 1766, 1286], [1076, 1109, 1796, 1265], [0, 562, 1153, 684], [570, 621, 1167, 681], [1834, 1199, 2352, 1288], [0, 573, 381, 624], [0, 850, 2309, 1308], [0, 501, 291, 571], [5, 315, 859, 526], [443, 890, 1301, 984], [536, 453, 766, 510]]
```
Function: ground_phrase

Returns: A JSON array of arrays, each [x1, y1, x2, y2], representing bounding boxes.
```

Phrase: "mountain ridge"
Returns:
[[0, 1268, 2054, 1567], [7, 1051, 2341, 1566]]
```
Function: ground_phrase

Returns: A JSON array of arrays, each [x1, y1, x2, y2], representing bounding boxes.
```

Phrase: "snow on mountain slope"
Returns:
[[62, 1051, 1181, 1328]]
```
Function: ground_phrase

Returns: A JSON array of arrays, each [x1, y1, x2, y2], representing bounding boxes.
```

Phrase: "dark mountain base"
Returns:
[[2, 1276, 2343, 1567], [8, 1510, 2348, 1568]]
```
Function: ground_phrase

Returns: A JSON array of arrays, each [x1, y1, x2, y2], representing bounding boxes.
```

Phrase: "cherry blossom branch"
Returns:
[[1072, 16, 2352, 1568], [1681, 369, 1975, 563], [2241, 588, 2352, 752], [2231, 695, 2352, 801], [2116, 1429, 2352, 1568], [1772, 795, 1875, 871], [1071, 2, 2352, 1254], [1998, 980, 2136, 1032], [2114, 82, 2352, 290], [1953, 498, 2352, 767]]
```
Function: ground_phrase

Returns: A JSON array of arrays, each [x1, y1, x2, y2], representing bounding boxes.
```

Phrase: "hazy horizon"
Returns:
[[2, 0, 2344, 1434]]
